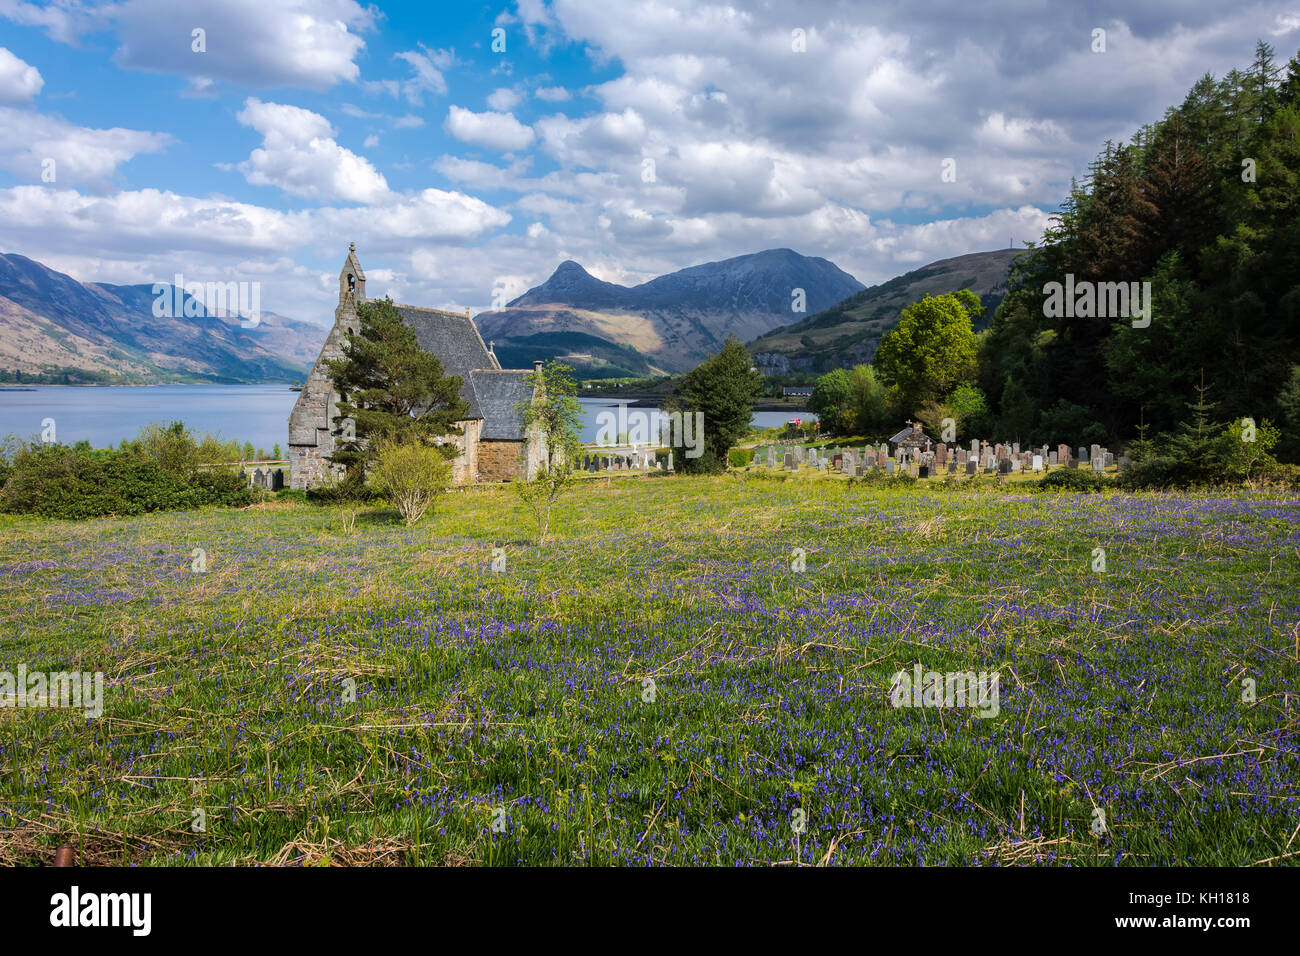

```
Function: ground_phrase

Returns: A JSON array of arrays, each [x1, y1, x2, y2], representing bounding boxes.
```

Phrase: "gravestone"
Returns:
[[885, 458, 895, 474], [998, 459, 1011, 476], [1104, 451, 1114, 469], [1048, 451, 1058, 467], [935, 443, 947, 465], [784, 453, 796, 470], [1058, 444, 1071, 466], [1090, 444, 1101, 463], [909, 462, 920, 478], [1032, 454, 1043, 472], [966, 460, 976, 476], [833, 454, 843, 471], [919, 464, 929, 479], [1118, 455, 1132, 473], [1091, 456, 1104, 473], [1011, 459, 1021, 473]]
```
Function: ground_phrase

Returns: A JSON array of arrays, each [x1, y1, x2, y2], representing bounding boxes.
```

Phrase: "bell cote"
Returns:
[[338, 242, 366, 305]]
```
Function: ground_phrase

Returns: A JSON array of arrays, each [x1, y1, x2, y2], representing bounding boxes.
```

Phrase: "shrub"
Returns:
[[190, 469, 257, 508], [1, 446, 196, 518], [1037, 468, 1108, 493], [367, 440, 452, 525], [728, 447, 755, 468], [305, 472, 377, 505]]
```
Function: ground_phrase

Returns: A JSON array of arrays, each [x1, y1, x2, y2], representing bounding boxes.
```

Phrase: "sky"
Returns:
[[0, 0, 1297, 326]]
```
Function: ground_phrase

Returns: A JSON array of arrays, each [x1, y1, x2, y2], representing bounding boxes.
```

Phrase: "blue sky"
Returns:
[[1, 0, 1297, 325]]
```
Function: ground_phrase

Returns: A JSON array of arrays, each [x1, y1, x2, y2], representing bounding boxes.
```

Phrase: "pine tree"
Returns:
[[325, 296, 470, 481], [673, 336, 764, 474]]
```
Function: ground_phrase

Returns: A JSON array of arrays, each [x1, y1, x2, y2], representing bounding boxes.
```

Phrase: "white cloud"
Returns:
[[364, 44, 452, 104], [0, 107, 170, 186], [104, 0, 375, 91], [234, 98, 389, 204], [536, 108, 647, 167], [444, 105, 536, 151], [0, 183, 512, 314], [0, 47, 42, 103], [487, 87, 521, 110], [1271, 13, 1300, 34], [534, 85, 571, 102]]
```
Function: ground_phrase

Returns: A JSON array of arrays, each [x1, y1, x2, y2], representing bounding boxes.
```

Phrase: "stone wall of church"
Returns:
[[478, 439, 526, 481]]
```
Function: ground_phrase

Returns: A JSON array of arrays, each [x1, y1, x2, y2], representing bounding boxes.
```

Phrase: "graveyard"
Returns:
[[1, 471, 1295, 866], [743, 429, 1127, 481]]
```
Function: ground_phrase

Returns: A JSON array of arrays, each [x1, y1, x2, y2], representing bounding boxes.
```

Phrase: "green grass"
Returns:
[[0, 475, 1296, 866]]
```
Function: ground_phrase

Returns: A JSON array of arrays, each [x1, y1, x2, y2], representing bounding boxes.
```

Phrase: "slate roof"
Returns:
[[889, 425, 932, 446], [391, 303, 533, 438], [393, 304, 499, 421], [470, 370, 533, 440]]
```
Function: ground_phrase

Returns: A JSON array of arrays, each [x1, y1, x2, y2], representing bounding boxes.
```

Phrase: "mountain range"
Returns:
[[475, 248, 866, 376], [748, 249, 1020, 376], [0, 253, 322, 384], [0, 246, 1021, 385]]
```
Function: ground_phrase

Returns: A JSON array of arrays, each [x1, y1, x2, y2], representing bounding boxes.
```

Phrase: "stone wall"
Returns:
[[478, 439, 525, 481]]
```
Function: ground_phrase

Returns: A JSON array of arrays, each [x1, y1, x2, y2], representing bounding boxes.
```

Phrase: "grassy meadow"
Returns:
[[1, 470, 1297, 866]]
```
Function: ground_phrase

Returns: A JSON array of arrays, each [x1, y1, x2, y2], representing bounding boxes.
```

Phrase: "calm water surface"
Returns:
[[0, 386, 816, 454]]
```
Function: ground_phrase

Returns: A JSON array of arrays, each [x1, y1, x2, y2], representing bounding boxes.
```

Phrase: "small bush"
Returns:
[[728, 447, 755, 468], [306, 473, 377, 505], [190, 469, 257, 508], [367, 441, 452, 525], [1037, 468, 1108, 493]]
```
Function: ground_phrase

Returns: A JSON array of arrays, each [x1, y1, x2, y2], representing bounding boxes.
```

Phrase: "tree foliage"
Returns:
[[324, 297, 470, 480], [873, 291, 982, 414], [673, 336, 765, 474], [979, 42, 1300, 456]]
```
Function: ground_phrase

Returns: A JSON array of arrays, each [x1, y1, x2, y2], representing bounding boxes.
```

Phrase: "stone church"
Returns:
[[289, 245, 546, 490]]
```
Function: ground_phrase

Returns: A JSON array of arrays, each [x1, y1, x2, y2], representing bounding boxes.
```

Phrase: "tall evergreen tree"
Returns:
[[325, 297, 470, 481]]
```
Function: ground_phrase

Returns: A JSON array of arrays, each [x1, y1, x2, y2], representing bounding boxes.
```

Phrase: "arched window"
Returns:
[[347, 273, 355, 292]]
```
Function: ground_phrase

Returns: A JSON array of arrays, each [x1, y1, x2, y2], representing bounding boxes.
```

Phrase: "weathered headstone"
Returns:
[[784, 452, 796, 470], [999, 459, 1011, 476], [1091, 456, 1104, 473], [919, 464, 929, 479], [885, 458, 895, 474], [1048, 451, 1058, 467], [966, 460, 976, 476], [1032, 454, 1043, 472]]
